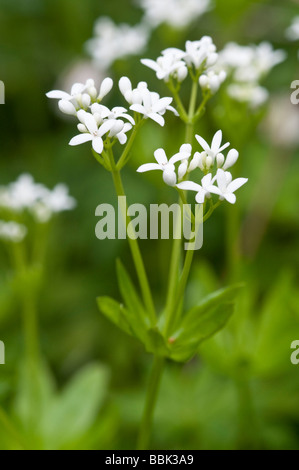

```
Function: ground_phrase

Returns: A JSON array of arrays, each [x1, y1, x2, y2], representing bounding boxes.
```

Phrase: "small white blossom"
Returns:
[[129, 85, 178, 126], [137, 146, 189, 186], [141, 49, 188, 82], [286, 17, 299, 41], [199, 70, 227, 94], [177, 174, 217, 203], [184, 37, 218, 70], [228, 83, 269, 108], [214, 169, 248, 204], [0, 175, 77, 224], [195, 130, 230, 162], [69, 113, 115, 154], [0, 174, 48, 212], [139, 0, 211, 29], [86, 17, 150, 70], [46, 78, 113, 115], [0, 221, 27, 243]]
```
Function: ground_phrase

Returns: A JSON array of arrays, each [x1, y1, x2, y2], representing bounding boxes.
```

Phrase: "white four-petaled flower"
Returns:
[[137, 146, 190, 186]]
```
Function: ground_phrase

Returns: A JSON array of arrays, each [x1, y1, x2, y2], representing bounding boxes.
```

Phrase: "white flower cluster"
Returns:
[[286, 17, 299, 41], [137, 130, 248, 205], [219, 42, 286, 108], [85, 17, 150, 71], [139, 0, 211, 29], [0, 221, 27, 244], [47, 77, 177, 154], [0, 174, 76, 227], [142, 37, 226, 94]]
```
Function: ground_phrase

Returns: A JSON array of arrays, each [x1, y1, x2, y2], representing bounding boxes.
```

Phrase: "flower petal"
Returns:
[[176, 181, 202, 192], [195, 134, 210, 152], [148, 113, 165, 126], [46, 90, 71, 100], [84, 114, 98, 134], [137, 163, 162, 173], [92, 137, 104, 154], [224, 193, 237, 204], [154, 148, 167, 165], [211, 130, 222, 152], [130, 104, 146, 115], [227, 177, 248, 193], [69, 134, 93, 146]]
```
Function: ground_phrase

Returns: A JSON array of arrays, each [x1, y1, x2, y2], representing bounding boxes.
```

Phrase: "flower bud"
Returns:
[[87, 86, 98, 101], [223, 149, 239, 170], [189, 152, 200, 172], [177, 66, 188, 82], [98, 77, 113, 101], [206, 53, 218, 67], [77, 123, 87, 133], [216, 153, 225, 168], [199, 75, 209, 89], [58, 99, 77, 116], [199, 152, 207, 171], [119, 77, 132, 96], [206, 156, 213, 169], [163, 169, 177, 187], [81, 93, 91, 108], [178, 161, 188, 180]]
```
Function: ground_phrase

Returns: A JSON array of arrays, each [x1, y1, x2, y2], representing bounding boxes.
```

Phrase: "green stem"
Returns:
[[137, 356, 165, 450], [110, 166, 157, 325], [164, 199, 183, 332], [185, 80, 198, 143], [116, 121, 142, 170]]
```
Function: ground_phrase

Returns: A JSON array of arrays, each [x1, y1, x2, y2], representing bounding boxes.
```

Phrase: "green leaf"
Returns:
[[97, 296, 134, 337], [168, 284, 243, 362], [145, 328, 170, 356], [116, 259, 150, 340], [41, 363, 109, 450]]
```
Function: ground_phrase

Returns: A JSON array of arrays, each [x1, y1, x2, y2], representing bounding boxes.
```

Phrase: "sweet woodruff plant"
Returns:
[[47, 36, 248, 449]]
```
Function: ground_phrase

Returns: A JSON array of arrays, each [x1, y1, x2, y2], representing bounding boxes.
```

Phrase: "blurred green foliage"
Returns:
[[0, 0, 299, 450]]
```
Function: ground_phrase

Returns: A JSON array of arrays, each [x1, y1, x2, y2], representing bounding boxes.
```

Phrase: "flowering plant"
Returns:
[[47, 36, 248, 449]]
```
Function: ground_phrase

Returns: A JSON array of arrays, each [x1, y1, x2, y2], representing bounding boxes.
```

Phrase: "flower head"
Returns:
[[120, 78, 177, 126], [86, 17, 150, 70], [137, 145, 190, 186], [195, 130, 230, 162], [139, 0, 211, 29], [0, 221, 27, 243]]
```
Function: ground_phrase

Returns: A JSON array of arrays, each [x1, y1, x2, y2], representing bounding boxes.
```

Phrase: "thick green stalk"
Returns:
[[137, 356, 165, 450], [110, 167, 157, 326]]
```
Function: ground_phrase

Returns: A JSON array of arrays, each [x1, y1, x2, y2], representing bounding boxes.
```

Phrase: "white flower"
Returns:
[[31, 184, 77, 223], [214, 169, 248, 204], [219, 42, 286, 83], [69, 113, 115, 154], [141, 49, 188, 82], [195, 130, 230, 162], [184, 37, 217, 70], [228, 83, 269, 108], [177, 174, 217, 203], [130, 87, 177, 126], [139, 0, 211, 29], [286, 17, 299, 41], [108, 121, 133, 145], [119, 77, 148, 106], [222, 149, 239, 170], [199, 70, 227, 94], [0, 174, 48, 211], [0, 221, 27, 243], [86, 17, 150, 70], [137, 147, 188, 186], [46, 78, 113, 115]]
